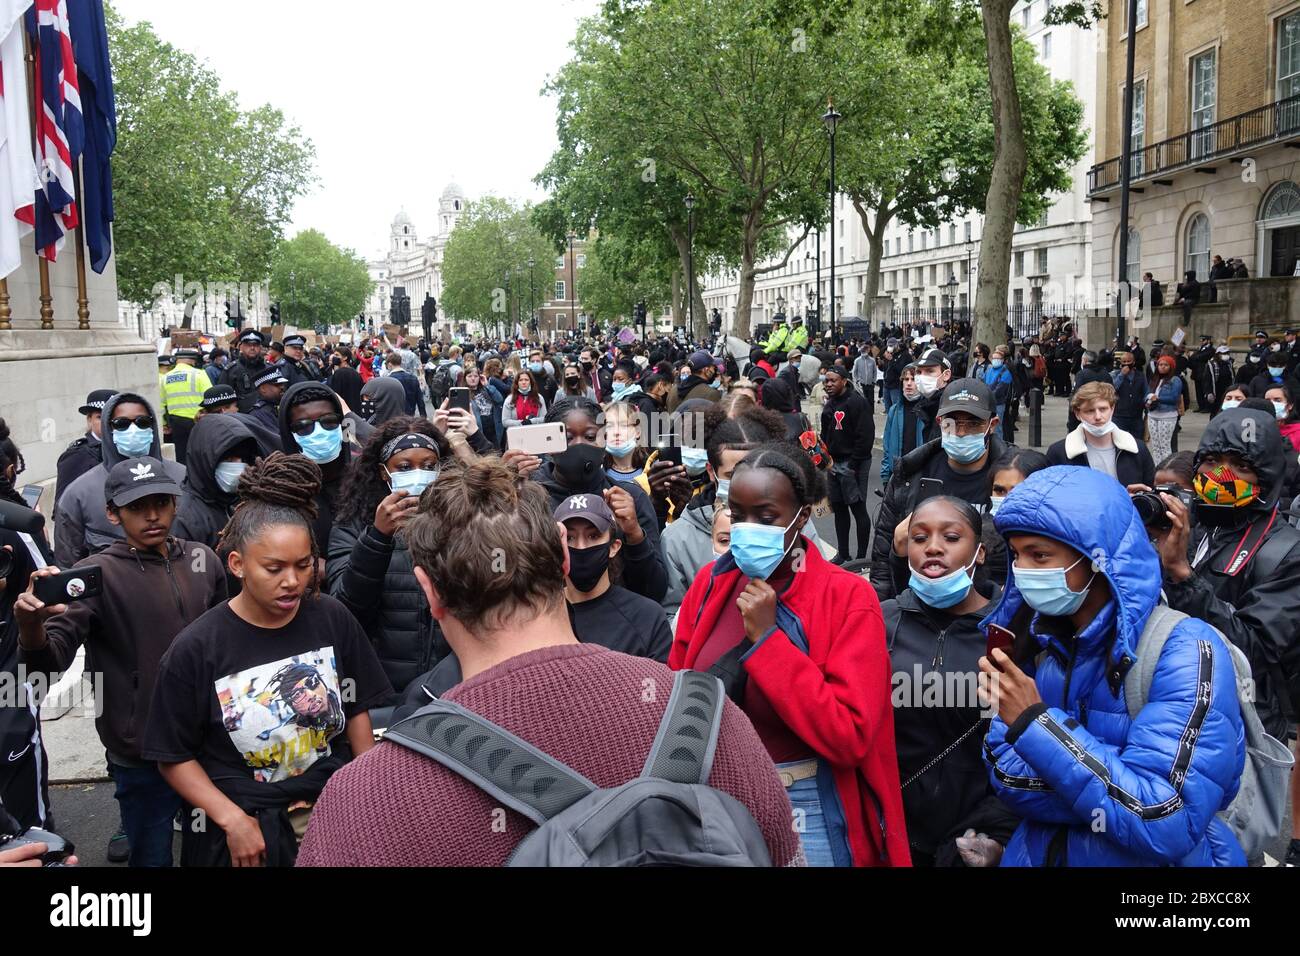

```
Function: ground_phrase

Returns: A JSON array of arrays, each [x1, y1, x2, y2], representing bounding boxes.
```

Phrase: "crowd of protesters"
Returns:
[[1, 312, 1298, 870]]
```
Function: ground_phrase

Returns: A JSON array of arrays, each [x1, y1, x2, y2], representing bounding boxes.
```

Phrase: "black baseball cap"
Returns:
[[78, 389, 115, 416], [936, 378, 995, 421], [554, 493, 613, 534], [916, 348, 951, 370], [105, 457, 182, 507], [201, 385, 239, 408]]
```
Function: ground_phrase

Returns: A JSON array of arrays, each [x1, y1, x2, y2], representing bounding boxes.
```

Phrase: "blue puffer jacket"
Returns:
[[982, 466, 1246, 867]]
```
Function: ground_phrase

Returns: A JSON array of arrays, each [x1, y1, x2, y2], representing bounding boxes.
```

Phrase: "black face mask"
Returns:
[[551, 443, 606, 491], [567, 541, 611, 593], [565, 376, 581, 387]]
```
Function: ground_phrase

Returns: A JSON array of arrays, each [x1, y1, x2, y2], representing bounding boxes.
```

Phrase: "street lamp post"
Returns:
[[964, 239, 974, 329], [528, 256, 536, 333], [806, 228, 822, 340], [685, 191, 696, 335], [822, 100, 842, 345], [1115, 0, 1140, 348], [944, 274, 959, 327], [567, 231, 577, 335], [290, 271, 297, 322]]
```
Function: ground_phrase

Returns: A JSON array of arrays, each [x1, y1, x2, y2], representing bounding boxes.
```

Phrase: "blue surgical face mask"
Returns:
[[941, 429, 989, 465], [529, 361, 544, 374], [1221, 398, 1242, 411], [729, 510, 805, 580], [297, 422, 343, 464], [214, 461, 246, 494], [112, 424, 153, 458], [908, 550, 980, 610], [1269, 367, 1286, 378], [606, 439, 638, 459], [680, 368, 692, 381], [711, 379, 725, 392], [991, 358, 1004, 369], [611, 381, 628, 399], [1012, 553, 1096, 617], [988, 494, 1005, 516], [1274, 401, 1288, 420], [716, 478, 730, 505], [387, 467, 438, 497], [682, 446, 709, 476], [518, 383, 532, 395]]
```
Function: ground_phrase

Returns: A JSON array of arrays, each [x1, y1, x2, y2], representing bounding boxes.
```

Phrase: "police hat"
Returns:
[[253, 367, 290, 388], [238, 329, 266, 346], [77, 389, 116, 416], [201, 385, 239, 409], [284, 334, 306, 348], [174, 347, 202, 361], [157, 353, 174, 366]]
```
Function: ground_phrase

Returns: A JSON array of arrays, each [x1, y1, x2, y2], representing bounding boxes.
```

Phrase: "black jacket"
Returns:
[[326, 518, 448, 695], [53, 432, 102, 507], [1071, 366, 1110, 391], [219, 357, 270, 413], [277, 382, 353, 553], [884, 586, 1018, 864], [1045, 426, 1156, 488], [1110, 369, 1148, 424], [173, 414, 269, 550], [820, 385, 874, 465], [870, 434, 1007, 601], [1162, 409, 1300, 738], [533, 461, 668, 603]]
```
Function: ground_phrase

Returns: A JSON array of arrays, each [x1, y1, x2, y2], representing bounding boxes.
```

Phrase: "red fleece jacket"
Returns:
[[671, 541, 911, 867]]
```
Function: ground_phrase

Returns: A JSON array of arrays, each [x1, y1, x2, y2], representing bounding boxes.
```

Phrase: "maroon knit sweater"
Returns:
[[297, 643, 800, 866]]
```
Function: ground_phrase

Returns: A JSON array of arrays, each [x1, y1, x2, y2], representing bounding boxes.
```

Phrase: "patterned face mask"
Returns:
[[1193, 464, 1260, 508]]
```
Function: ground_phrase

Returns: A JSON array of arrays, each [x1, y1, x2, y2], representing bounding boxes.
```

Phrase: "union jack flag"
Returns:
[[20, 0, 81, 260]]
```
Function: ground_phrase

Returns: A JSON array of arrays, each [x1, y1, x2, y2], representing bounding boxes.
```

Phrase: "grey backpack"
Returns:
[[1124, 605, 1295, 859], [383, 670, 773, 866]]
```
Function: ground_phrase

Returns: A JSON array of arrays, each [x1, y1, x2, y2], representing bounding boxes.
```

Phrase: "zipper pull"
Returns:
[[931, 629, 948, 668]]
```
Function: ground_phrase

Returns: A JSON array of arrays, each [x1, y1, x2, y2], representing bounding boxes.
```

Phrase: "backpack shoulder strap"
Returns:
[[383, 697, 597, 826], [1123, 604, 1188, 719], [641, 671, 725, 785]]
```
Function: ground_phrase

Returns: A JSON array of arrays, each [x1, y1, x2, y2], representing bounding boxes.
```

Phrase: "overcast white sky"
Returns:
[[113, 0, 601, 261]]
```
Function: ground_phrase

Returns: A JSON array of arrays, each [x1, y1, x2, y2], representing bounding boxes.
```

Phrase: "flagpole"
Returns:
[[23, 24, 53, 330], [0, 279, 9, 330], [72, 160, 89, 329]]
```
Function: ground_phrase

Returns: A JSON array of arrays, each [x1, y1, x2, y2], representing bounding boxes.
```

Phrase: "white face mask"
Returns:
[[1080, 419, 1116, 438], [915, 374, 940, 398]]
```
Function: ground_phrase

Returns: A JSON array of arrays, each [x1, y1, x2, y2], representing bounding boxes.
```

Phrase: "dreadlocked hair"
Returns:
[[335, 415, 448, 526], [218, 451, 324, 595], [733, 441, 827, 506]]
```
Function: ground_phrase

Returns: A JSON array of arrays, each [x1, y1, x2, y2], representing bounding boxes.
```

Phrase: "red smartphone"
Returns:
[[985, 623, 1016, 671]]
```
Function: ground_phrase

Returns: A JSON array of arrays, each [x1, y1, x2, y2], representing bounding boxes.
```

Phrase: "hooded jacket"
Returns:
[[21, 537, 227, 764], [533, 460, 668, 603], [54, 393, 188, 568], [1162, 409, 1300, 738], [277, 382, 354, 554], [983, 466, 1246, 866], [172, 414, 266, 549], [359, 376, 407, 426]]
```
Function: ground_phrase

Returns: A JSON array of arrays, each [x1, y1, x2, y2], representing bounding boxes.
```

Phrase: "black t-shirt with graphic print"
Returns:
[[142, 594, 391, 792]]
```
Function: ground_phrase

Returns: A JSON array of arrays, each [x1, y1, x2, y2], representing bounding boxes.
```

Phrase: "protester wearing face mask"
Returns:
[[1144, 355, 1184, 464], [982, 347, 1014, 423], [1237, 334, 1266, 385], [1218, 384, 1248, 414], [1047, 382, 1156, 489], [602, 400, 651, 493], [883, 496, 1017, 867], [979, 465, 1247, 866], [502, 370, 547, 432], [1109, 351, 1149, 444], [872, 379, 1005, 602], [1154, 408, 1300, 749], [327, 420, 451, 696], [981, 449, 1050, 589], [560, 363, 595, 402], [672, 443, 911, 867], [1204, 345, 1235, 416], [172, 413, 266, 551], [669, 351, 723, 413], [882, 365, 926, 484], [531, 398, 667, 602], [279, 383, 356, 563], [55, 389, 114, 508], [526, 349, 558, 405], [1249, 344, 1291, 400], [55, 393, 188, 568], [910, 348, 953, 443], [821, 366, 874, 566]]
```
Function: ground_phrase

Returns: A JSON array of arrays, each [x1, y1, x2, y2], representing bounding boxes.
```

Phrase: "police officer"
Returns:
[[762, 316, 791, 355], [787, 314, 810, 352], [197, 385, 239, 418], [54, 389, 114, 507], [247, 367, 289, 431], [279, 333, 313, 385], [159, 348, 211, 465], [219, 329, 270, 413]]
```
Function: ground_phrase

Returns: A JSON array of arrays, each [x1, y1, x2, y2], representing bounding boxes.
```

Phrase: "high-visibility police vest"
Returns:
[[763, 325, 790, 354], [160, 365, 212, 420], [787, 324, 809, 351]]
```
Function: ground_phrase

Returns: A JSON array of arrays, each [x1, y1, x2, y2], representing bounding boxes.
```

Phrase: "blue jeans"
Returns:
[[780, 760, 853, 867], [108, 762, 180, 867]]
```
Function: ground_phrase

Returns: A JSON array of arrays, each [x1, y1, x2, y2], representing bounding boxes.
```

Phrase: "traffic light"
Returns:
[[224, 299, 238, 329]]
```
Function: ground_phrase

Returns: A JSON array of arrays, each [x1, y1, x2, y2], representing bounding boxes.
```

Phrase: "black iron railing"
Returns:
[[1088, 94, 1300, 195]]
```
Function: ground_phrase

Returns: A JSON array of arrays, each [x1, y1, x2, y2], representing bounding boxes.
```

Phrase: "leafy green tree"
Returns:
[[268, 230, 371, 331], [576, 235, 672, 330], [107, 3, 316, 314], [441, 197, 556, 340]]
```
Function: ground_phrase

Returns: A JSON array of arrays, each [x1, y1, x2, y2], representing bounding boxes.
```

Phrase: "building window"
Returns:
[[965, 220, 972, 242], [1279, 13, 1300, 132], [908, 233, 914, 253], [555, 280, 566, 300], [1129, 80, 1146, 176], [1036, 248, 1048, 274], [1185, 213, 1211, 281], [1021, 5, 1029, 28], [1128, 0, 1147, 31], [1190, 49, 1217, 159], [454, 200, 461, 210], [555, 256, 565, 270], [1015, 250, 1025, 276], [577, 254, 586, 269], [1043, 32, 1051, 58], [1013, 288, 1024, 311], [949, 224, 957, 244], [1124, 228, 1141, 285], [921, 232, 927, 250]]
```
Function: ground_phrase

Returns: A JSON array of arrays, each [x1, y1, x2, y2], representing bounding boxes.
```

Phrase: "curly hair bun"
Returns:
[[238, 451, 323, 520]]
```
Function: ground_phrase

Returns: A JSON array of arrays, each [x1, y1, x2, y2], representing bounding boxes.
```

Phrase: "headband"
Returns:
[[380, 432, 440, 462]]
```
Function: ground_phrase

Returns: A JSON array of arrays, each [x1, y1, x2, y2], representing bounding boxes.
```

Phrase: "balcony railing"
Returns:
[[1088, 94, 1300, 196]]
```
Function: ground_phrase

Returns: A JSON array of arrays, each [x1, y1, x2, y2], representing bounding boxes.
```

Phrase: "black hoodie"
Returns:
[[1163, 408, 1300, 736], [53, 392, 187, 567], [277, 382, 353, 554], [172, 414, 266, 549]]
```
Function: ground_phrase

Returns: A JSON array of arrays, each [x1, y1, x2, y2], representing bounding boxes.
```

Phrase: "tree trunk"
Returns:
[[670, 227, 709, 340], [864, 208, 890, 305], [732, 217, 763, 341], [975, 1, 1026, 351], [670, 265, 682, 327]]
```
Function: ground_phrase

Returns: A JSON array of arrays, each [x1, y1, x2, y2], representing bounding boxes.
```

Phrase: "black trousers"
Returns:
[[166, 415, 195, 465]]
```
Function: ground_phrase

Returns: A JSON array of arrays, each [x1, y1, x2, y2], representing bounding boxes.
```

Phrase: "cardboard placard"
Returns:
[[1171, 327, 1186, 347], [170, 330, 202, 348]]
